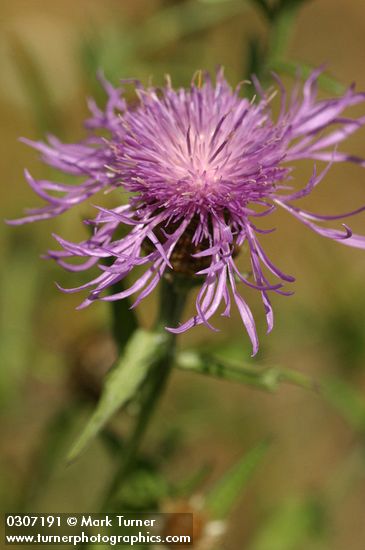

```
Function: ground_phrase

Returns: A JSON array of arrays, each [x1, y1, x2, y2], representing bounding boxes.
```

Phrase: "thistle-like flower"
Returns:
[[11, 69, 365, 354]]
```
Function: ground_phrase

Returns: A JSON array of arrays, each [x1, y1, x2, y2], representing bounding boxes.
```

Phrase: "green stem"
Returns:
[[176, 351, 319, 393], [250, 0, 303, 84], [265, 4, 298, 70], [110, 283, 138, 352], [101, 277, 188, 510]]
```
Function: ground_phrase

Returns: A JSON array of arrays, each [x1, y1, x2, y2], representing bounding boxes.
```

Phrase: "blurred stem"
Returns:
[[265, 2, 299, 72], [110, 282, 138, 352], [176, 351, 319, 393], [251, 0, 273, 21], [250, 0, 303, 83], [101, 277, 188, 510]]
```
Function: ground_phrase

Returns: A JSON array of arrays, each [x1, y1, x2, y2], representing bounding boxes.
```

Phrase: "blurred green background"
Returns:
[[1, 1, 365, 548]]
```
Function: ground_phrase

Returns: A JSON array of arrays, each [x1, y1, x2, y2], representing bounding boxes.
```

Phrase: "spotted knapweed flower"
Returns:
[[11, 69, 365, 354]]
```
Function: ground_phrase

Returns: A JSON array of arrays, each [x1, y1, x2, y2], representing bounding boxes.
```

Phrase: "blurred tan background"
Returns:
[[1, 1, 365, 549]]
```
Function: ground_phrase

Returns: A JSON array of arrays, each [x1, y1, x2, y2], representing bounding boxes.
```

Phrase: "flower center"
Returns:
[[143, 215, 240, 277]]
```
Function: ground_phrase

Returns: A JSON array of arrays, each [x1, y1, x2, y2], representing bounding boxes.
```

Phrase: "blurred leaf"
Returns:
[[80, 25, 136, 93], [322, 377, 365, 434], [0, 234, 39, 405], [135, 0, 250, 54], [8, 33, 61, 134], [279, 0, 313, 10], [250, 0, 272, 20], [246, 36, 266, 80], [206, 440, 269, 519], [248, 497, 326, 550], [115, 460, 169, 510], [270, 60, 346, 94], [67, 329, 169, 463], [322, 305, 365, 374], [176, 351, 317, 392], [80, 0, 251, 88], [199, 0, 236, 3], [19, 400, 80, 510], [80, 0, 251, 77], [100, 428, 125, 455], [326, 445, 365, 513], [174, 463, 213, 498], [155, 427, 183, 463]]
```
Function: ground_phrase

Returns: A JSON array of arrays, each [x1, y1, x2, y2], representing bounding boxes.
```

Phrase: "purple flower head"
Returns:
[[12, 69, 365, 355]]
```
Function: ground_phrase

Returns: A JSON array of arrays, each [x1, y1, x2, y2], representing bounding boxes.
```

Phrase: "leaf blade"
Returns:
[[67, 329, 168, 463], [206, 440, 270, 519]]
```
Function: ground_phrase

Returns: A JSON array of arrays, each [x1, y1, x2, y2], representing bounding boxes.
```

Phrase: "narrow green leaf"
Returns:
[[67, 329, 168, 463], [248, 497, 326, 550], [176, 351, 317, 392], [206, 440, 270, 519], [321, 377, 365, 434], [270, 60, 346, 94], [174, 463, 213, 498]]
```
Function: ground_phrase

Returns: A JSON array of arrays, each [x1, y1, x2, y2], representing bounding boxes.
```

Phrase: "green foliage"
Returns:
[[246, 36, 266, 80], [248, 497, 326, 550], [249, 0, 345, 96], [67, 329, 170, 463], [110, 282, 138, 353], [114, 458, 169, 510], [173, 463, 213, 498], [206, 440, 270, 519], [134, 0, 249, 53], [80, 0, 250, 88], [321, 301, 365, 374], [250, 0, 273, 20], [176, 350, 317, 392], [252, 0, 312, 21]]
